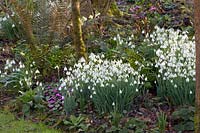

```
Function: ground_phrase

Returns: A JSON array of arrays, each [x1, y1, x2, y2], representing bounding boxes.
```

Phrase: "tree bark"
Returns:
[[71, 0, 87, 60], [194, 0, 200, 132]]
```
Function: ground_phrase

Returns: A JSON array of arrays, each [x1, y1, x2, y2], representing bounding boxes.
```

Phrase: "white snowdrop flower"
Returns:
[[55, 65, 59, 69], [142, 30, 145, 34], [112, 102, 115, 106], [11, 60, 16, 65], [25, 71, 28, 75], [186, 78, 190, 82], [131, 34, 134, 38], [136, 88, 139, 92], [90, 95, 93, 99], [93, 91, 96, 95], [58, 87, 62, 91], [36, 81, 39, 86], [64, 67, 67, 71], [39, 82, 43, 87], [174, 84, 177, 88], [66, 71, 71, 76], [35, 69, 40, 74], [190, 90, 192, 94], [119, 90, 122, 94], [24, 78, 28, 82], [4, 66, 8, 70], [2, 17, 7, 21], [111, 84, 115, 87], [4, 72, 7, 75], [19, 80, 23, 86], [100, 84, 104, 87], [79, 57, 85, 63], [12, 24, 15, 28], [80, 89, 83, 92]]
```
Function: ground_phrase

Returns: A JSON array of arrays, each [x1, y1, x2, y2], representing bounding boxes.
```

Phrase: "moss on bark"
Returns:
[[91, 0, 123, 17], [72, 0, 88, 60]]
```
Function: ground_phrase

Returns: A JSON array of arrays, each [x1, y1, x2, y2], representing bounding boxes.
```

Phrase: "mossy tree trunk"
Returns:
[[194, 0, 200, 132], [72, 0, 87, 60]]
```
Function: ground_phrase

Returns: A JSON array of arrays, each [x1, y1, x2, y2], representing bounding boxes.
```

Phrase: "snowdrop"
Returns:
[[1, 59, 42, 91], [146, 26, 195, 83], [147, 26, 195, 105], [59, 53, 143, 113]]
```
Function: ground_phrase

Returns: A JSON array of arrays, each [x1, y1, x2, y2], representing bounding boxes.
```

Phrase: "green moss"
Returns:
[[107, 2, 123, 17], [0, 111, 61, 133]]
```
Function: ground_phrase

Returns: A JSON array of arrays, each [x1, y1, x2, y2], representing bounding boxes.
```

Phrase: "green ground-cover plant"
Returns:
[[17, 88, 44, 117], [13, 42, 76, 80], [129, 0, 164, 34], [171, 106, 194, 132], [157, 111, 167, 133], [63, 115, 89, 132]]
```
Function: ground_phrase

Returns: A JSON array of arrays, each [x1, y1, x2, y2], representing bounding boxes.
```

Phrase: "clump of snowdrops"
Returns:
[[146, 26, 195, 105], [0, 59, 42, 92], [60, 53, 145, 113]]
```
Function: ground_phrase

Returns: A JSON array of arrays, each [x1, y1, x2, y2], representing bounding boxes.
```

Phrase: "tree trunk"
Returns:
[[194, 0, 200, 132], [71, 0, 87, 60]]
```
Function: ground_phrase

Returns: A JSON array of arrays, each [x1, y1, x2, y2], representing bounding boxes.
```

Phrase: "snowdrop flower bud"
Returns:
[[39, 82, 43, 87], [174, 84, 177, 88], [112, 102, 115, 106], [35, 69, 40, 74], [25, 71, 28, 75]]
